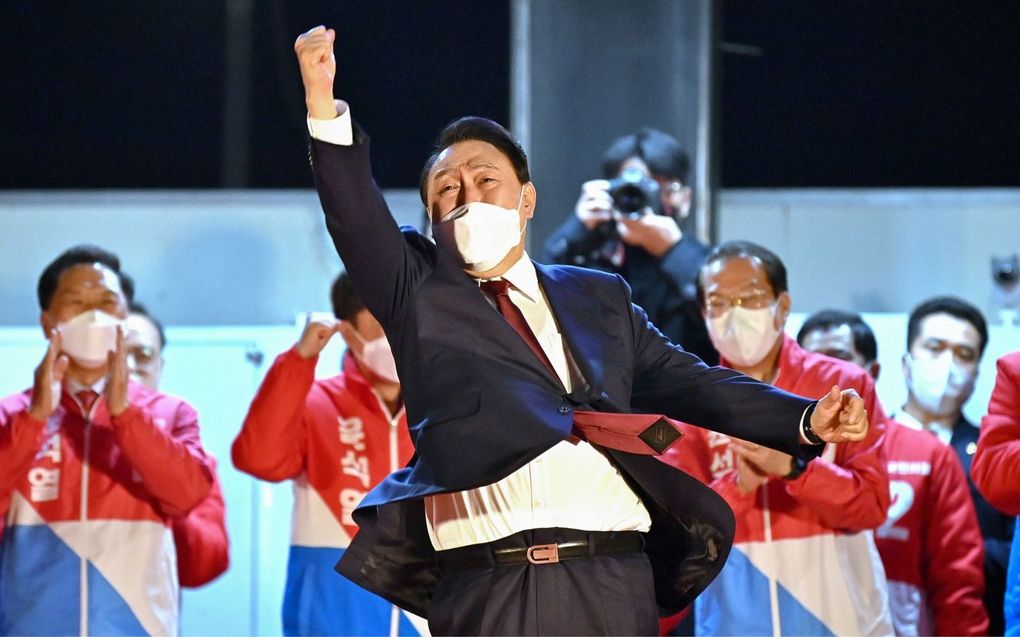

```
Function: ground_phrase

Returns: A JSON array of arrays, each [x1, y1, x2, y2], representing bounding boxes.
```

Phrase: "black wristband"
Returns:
[[802, 402, 824, 445], [783, 455, 809, 480]]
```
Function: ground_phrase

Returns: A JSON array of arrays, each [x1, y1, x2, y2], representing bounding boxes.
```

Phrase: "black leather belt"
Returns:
[[437, 531, 644, 573]]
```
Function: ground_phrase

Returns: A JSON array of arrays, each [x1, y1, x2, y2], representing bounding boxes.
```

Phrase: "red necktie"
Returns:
[[76, 390, 99, 416], [479, 279, 682, 455], [480, 279, 559, 382]]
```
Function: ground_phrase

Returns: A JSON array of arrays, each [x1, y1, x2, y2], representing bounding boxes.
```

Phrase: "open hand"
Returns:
[[105, 326, 130, 417], [809, 385, 869, 443], [732, 438, 793, 478], [734, 451, 768, 494], [28, 330, 69, 421]]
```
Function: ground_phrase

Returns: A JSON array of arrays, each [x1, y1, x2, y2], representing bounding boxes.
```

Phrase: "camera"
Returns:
[[606, 167, 662, 216], [992, 254, 1019, 287]]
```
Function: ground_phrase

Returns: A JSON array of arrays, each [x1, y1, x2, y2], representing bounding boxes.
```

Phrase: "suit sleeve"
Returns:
[[625, 276, 814, 459], [783, 378, 890, 530], [309, 133, 431, 327], [173, 459, 229, 588], [972, 353, 1020, 515], [231, 348, 315, 481], [923, 443, 989, 636], [112, 399, 213, 517]]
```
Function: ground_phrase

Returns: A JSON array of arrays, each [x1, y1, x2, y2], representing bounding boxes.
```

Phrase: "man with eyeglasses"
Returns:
[[124, 302, 230, 591], [543, 128, 717, 364], [661, 240, 893, 636]]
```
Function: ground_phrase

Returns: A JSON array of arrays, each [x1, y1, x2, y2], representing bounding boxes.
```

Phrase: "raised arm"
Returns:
[[295, 25, 431, 326], [232, 316, 338, 481]]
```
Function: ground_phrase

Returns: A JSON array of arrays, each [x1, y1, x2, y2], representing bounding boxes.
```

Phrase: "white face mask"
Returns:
[[433, 189, 526, 272], [57, 310, 123, 369], [906, 351, 976, 417], [706, 304, 781, 368], [352, 331, 399, 384]]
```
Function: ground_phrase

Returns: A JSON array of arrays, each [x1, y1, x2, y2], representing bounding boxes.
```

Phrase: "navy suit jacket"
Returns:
[[309, 129, 818, 618]]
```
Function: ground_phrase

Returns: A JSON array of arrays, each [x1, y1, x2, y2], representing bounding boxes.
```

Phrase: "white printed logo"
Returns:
[[28, 467, 60, 502]]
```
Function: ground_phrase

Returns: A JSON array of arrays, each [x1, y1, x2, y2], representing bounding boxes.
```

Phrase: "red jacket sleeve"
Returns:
[[972, 352, 1020, 515], [0, 396, 47, 506], [783, 378, 890, 530], [924, 443, 988, 636], [231, 348, 315, 481], [112, 398, 213, 517], [173, 458, 229, 588]]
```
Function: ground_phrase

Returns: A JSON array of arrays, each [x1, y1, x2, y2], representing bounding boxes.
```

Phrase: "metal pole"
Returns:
[[694, 0, 719, 244], [222, 0, 253, 188]]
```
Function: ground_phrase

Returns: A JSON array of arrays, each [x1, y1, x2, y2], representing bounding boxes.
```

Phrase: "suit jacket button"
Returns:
[[558, 405, 570, 415]]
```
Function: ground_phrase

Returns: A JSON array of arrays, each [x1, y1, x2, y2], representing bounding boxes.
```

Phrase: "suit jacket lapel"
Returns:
[[534, 261, 605, 400]]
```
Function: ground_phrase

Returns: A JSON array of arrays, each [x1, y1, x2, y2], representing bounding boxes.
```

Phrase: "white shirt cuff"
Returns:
[[306, 100, 353, 146]]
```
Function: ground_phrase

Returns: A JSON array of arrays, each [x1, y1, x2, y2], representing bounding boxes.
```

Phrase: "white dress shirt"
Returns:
[[892, 409, 955, 446], [307, 108, 651, 550]]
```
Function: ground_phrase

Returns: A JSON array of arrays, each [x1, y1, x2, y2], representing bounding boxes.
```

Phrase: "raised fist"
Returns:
[[294, 26, 338, 120]]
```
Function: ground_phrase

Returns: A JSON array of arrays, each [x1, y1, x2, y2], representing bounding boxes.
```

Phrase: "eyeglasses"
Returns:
[[656, 179, 685, 195], [127, 345, 157, 368], [704, 289, 773, 318]]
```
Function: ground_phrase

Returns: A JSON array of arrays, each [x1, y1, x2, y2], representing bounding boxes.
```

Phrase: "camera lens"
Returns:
[[606, 167, 661, 215]]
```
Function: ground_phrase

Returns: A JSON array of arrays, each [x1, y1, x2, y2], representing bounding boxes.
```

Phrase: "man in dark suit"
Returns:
[[294, 26, 871, 635]]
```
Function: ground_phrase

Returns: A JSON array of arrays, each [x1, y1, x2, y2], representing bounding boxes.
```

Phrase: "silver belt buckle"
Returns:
[[526, 543, 560, 564]]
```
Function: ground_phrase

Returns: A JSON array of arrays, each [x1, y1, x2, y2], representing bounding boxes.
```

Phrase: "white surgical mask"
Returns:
[[352, 331, 399, 384], [706, 305, 781, 368], [434, 189, 525, 272], [906, 352, 976, 417], [57, 310, 123, 369]]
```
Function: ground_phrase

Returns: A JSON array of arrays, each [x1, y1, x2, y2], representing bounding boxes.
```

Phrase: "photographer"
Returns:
[[543, 128, 717, 364]]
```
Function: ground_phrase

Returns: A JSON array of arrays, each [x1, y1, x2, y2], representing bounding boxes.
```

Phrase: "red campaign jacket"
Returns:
[[663, 334, 891, 536], [660, 335, 893, 636], [232, 348, 414, 544], [973, 351, 1020, 516], [876, 420, 987, 636], [1, 382, 213, 522], [173, 457, 229, 587], [0, 381, 214, 636]]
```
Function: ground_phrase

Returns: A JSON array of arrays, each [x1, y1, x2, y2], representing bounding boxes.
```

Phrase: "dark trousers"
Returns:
[[429, 527, 658, 636]]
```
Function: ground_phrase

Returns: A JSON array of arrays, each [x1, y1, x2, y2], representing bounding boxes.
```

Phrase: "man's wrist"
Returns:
[[783, 456, 808, 480], [801, 402, 824, 445], [306, 95, 338, 120]]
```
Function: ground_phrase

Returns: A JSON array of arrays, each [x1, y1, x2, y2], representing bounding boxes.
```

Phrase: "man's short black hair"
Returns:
[[600, 128, 691, 183], [330, 271, 365, 322], [697, 240, 788, 306], [129, 302, 167, 349], [907, 296, 988, 357], [38, 245, 123, 311], [797, 309, 878, 362], [418, 116, 530, 205]]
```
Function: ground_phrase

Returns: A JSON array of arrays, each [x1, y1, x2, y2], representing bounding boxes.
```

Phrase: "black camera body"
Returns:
[[606, 167, 662, 216]]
